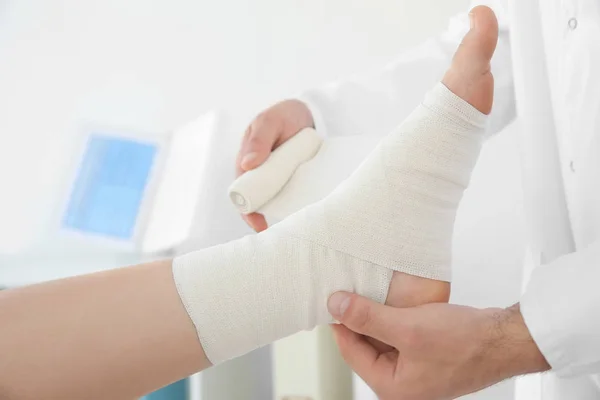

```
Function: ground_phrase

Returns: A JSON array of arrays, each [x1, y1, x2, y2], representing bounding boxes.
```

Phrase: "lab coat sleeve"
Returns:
[[521, 239, 600, 377], [298, 9, 514, 139]]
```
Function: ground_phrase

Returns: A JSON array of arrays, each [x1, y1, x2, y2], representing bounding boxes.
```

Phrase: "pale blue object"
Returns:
[[143, 379, 188, 400], [62, 134, 157, 240]]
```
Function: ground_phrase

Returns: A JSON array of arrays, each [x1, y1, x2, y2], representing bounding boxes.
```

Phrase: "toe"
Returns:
[[442, 5, 499, 114], [456, 6, 499, 72]]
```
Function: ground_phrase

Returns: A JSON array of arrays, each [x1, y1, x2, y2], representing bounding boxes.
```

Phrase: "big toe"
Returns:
[[442, 5, 499, 114]]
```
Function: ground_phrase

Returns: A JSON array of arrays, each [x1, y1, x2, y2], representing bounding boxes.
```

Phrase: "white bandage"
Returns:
[[173, 83, 486, 364], [256, 135, 381, 223], [228, 128, 323, 214]]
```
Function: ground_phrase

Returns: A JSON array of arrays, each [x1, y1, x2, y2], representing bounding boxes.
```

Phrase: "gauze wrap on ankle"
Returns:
[[173, 234, 392, 364], [173, 82, 486, 365]]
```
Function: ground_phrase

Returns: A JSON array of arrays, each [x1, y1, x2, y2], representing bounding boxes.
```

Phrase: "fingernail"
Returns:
[[328, 292, 351, 318], [469, 12, 476, 30], [241, 152, 258, 169]]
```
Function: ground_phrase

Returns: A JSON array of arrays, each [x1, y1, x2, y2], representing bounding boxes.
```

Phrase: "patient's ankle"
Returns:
[[385, 272, 450, 308]]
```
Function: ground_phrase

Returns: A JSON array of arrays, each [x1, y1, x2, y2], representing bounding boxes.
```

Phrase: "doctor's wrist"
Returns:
[[483, 304, 551, 379]]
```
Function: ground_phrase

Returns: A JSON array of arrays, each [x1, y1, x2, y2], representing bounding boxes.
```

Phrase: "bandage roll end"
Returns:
[[228, 128, 323, 215], [230, 191, 252, 214]]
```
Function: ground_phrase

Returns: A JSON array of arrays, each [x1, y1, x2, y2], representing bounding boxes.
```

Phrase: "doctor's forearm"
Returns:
[[0, 260, 210, 399]]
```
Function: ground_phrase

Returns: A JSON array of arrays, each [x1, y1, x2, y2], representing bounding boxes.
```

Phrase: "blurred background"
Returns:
[[0, 0, 525, 399]]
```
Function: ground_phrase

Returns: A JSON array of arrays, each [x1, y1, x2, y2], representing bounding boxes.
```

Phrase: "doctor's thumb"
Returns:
[[328, 292, 399, 345]]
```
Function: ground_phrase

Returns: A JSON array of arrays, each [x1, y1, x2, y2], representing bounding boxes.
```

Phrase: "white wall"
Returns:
[[0, 1, 528, 399], [0, 0, 468, 254]]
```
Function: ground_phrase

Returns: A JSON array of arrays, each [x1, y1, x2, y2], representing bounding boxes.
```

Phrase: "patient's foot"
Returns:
[[385, 5, 498, 308], [173, 7, 499, 365]]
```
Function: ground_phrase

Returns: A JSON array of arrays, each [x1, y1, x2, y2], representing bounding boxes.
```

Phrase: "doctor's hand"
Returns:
[[327, 292, 551, 400], [236, 99, 314, 232]]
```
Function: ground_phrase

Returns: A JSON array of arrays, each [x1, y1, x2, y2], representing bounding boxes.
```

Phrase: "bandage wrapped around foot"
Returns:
[[174, 82, 487, 364]]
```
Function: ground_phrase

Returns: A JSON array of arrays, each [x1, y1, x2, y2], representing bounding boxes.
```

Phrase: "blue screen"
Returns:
[[62, 134, 157, 240]]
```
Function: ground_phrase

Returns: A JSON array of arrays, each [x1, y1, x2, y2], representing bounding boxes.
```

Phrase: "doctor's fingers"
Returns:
[[234, 111, 282, 232], [237, 117, 282, 174], [241, 212, 268, 233], [235, 111, 283, 232], [328, 292, 405, 345], [331, 324, 397, 387], [236, 99, 313, 175]]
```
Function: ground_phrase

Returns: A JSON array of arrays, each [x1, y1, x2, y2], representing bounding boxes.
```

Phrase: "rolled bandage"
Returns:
[[228, 127, 323, 214]]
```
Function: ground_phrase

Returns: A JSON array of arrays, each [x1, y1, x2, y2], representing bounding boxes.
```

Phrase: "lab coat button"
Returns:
[[570, 160, 576, 172], [568, 17, 578, 30]]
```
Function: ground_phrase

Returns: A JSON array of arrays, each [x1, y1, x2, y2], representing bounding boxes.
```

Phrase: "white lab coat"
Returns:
[[299, 0, 600, 398]]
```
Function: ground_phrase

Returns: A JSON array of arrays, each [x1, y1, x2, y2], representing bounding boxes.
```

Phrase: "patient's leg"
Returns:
[[174, 6, 497, 365]]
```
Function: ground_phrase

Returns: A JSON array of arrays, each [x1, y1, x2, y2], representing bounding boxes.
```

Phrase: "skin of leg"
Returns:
[[0, 260, 209, 400]]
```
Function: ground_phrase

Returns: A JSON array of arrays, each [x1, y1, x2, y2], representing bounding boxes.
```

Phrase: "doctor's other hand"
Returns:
[[328, 292, 551, 400], [236, 99, 314, 232]]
